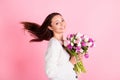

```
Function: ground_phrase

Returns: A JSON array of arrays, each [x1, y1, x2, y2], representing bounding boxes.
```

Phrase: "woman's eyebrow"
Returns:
[[55, 18, 64, 22]]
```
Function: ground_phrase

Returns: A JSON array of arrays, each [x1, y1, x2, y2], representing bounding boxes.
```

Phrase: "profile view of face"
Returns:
[[48, 15, 66, 34]]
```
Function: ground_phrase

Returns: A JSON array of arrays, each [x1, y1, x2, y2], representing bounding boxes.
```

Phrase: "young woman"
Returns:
[[21, 12, 82, 80]]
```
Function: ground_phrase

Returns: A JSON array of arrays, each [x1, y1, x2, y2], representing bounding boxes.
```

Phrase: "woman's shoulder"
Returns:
[[48, 37, 61, 47]]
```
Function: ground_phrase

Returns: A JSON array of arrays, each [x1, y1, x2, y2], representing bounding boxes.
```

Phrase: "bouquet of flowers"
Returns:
[[63, 32, 94, 74]]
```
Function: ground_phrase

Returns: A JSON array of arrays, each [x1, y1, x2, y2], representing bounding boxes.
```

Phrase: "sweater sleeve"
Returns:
[[45, 40, 61, 78], [45, 39, 75, 79]]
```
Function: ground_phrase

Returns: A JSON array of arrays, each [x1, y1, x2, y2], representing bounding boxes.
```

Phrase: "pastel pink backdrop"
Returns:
[[0, 0, 120, 80]]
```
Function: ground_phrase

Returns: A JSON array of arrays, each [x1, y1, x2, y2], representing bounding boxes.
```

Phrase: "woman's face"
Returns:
[[48, 15, 66, 34]]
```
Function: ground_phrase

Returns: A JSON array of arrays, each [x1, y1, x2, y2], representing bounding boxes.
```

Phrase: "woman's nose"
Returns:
[[60, 22, 64, 26]]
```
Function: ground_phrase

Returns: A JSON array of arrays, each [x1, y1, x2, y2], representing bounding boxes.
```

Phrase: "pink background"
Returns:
[[0, 0, 120, 80]]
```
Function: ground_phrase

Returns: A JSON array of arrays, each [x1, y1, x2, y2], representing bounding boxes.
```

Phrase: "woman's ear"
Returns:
[[48, 26, 53, 31]]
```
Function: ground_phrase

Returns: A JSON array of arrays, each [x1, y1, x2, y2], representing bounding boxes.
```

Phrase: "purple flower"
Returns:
[[76, 46, 81, 53], [90, 42, 94, 48], [70, 34, 74, 38], [81, 35, 84, 39], [89, 38, 94, 42], [84, 53, 89, 58], [67, 44, 73, 50], [81, 41, 86, 47], [67, 34, 74, 40], [88, 38, 94, 47]]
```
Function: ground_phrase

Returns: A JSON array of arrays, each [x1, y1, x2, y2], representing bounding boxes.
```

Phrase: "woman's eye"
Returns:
[[56, 22, 59, 25], [62, 19, 64, 22]]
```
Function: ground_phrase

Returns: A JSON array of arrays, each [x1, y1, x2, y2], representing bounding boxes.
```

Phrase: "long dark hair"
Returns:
[[21, 12, 62, 42]]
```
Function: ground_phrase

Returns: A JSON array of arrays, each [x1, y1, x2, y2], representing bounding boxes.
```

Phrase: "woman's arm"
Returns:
[[45, 41, 60, 78], [45, 39, 77, 79]]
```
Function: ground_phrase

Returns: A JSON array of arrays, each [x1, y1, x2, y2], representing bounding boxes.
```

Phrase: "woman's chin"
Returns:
[[61, 30, 65, 33], [57, 31, 65, 34]]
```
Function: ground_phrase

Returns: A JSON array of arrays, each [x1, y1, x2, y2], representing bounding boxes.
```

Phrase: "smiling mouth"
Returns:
[[60, 26, 65, 29]]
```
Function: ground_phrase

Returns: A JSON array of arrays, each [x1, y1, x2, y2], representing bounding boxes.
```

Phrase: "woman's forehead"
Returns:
[[51, 15, 63, 22]]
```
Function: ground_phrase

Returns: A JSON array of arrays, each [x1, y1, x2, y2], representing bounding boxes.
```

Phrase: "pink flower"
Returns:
[[76, 32, 83, 38], [90, 42, 94, 48], [67, 34, 74, 40], [76, 46, 81, 53], [89, 38, 94, 42], [67, 44, 73, 50], [64, 40, 70, 46], [88, 38, 94, 47], [80, 48, 84, 53], [81, 41, 86, 47], [75, 39, 80, 44], [84, 53, 89, 58]]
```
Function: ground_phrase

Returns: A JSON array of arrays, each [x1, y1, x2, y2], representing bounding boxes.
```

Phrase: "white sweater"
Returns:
[[45, 37, 78, 80]]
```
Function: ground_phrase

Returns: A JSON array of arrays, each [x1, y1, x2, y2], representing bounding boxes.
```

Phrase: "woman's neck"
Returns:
[[53, 33, 63, 41]]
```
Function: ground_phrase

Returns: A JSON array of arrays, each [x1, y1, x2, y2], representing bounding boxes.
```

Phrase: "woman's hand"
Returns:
[[69, 53, 83, 65], [69, 56, 76, 65], [78, 53, 83, 61]]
